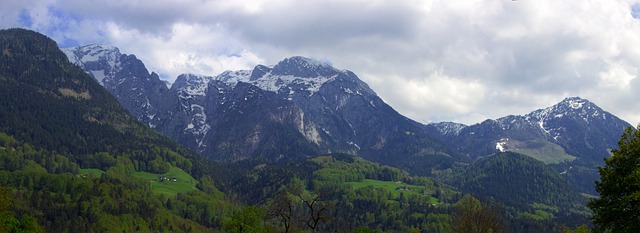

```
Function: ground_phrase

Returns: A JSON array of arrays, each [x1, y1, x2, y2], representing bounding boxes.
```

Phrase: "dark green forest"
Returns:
[[0, 28, 599, 232]]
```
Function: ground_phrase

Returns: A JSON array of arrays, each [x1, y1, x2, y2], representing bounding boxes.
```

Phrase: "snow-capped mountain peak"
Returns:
[[63, 44, 122, 85], [172, 73, 213, 96], [429, 121, 467, 136], [214, 70, 252, 84], [527, 97, 605, 124], [206, 56, 354, 98], [565, 97, 586, 109], [63, 44, 170, 131], [272, 56, 340, 78], [64, 44, 120, 63]]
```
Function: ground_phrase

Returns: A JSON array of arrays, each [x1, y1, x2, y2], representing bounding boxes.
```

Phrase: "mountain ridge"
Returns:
[[63, 44, 460, 173], [429, 96, 630, 162], [64, 44, 631, 189]]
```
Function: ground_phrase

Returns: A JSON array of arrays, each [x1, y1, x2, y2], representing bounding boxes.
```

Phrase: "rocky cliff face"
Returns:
[[63, 45, 170, 127]]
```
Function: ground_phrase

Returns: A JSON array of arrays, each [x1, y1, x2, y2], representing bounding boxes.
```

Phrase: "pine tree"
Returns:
[[588, 125, 640, 233]]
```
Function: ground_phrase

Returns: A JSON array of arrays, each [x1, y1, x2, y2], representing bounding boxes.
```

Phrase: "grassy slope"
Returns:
[[346, 179, 439, 204], [135, 167, 198, 196], [81, 167, 197, 196], [78, 168, 105, 178], [508, 139, 576, 164]]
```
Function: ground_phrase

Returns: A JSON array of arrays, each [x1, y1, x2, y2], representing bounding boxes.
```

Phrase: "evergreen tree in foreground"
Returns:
[[589, 125, 640, 233]]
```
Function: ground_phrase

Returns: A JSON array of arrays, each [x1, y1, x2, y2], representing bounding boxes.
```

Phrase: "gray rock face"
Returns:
[[63, 44, 170, 128]]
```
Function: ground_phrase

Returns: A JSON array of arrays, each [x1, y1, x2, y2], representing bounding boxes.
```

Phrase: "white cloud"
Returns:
[[96, 22, 263, 80], [4, 0, 640, 125], [599, 62, 637, 89], [396, 72, 487, 123]]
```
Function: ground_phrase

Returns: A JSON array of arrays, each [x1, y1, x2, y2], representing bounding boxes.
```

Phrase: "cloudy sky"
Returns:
[[3, 0, 640, 125]]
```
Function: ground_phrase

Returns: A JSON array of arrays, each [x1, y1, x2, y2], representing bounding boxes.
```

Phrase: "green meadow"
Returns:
[[80, 167, 197, 196], [346, 179, 439, 204]]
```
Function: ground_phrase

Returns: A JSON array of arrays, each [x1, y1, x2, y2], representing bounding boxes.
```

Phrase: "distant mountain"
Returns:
[[526, 97, 629, 162], [63, 43, 633, 195], [64, 43, 633, 188], [430, 97, 630, 194], [431, 97, 629, 163], [64, 47, 458, 173]]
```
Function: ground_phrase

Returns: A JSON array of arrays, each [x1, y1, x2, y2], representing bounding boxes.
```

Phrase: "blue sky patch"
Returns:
[[632, 3, 640, 19], [18, 9, 32, 27]]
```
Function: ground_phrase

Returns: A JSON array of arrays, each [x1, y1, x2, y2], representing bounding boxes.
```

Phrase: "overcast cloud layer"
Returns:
[[3, 0, 640, 125]]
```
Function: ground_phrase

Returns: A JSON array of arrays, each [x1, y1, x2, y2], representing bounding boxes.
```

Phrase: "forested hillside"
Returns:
[[0, 28, 240, 232], [452, 152, 591, 232]]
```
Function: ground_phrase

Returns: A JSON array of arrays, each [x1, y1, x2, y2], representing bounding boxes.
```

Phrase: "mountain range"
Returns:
[[431, 96, 628, 163], [63, 45, 460, 173], [63, 44, 631, 195]]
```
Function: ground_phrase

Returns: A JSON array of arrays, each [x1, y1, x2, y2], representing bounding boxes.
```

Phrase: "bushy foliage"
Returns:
[[589, 125, 640, 233], [452, 195, 506, 233]]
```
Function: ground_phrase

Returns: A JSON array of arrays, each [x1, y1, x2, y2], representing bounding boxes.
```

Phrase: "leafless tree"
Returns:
[[268, 191, 294, 233], [297, 193, 331, 233]]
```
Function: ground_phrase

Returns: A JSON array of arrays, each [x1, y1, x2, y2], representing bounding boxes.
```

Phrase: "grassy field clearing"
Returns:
[[80, 167, 197, 196], [346, 179, 439, 204], [506, 139, 576, 164], [135, 167, 198, 196], [78, 168, 105, 178]]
